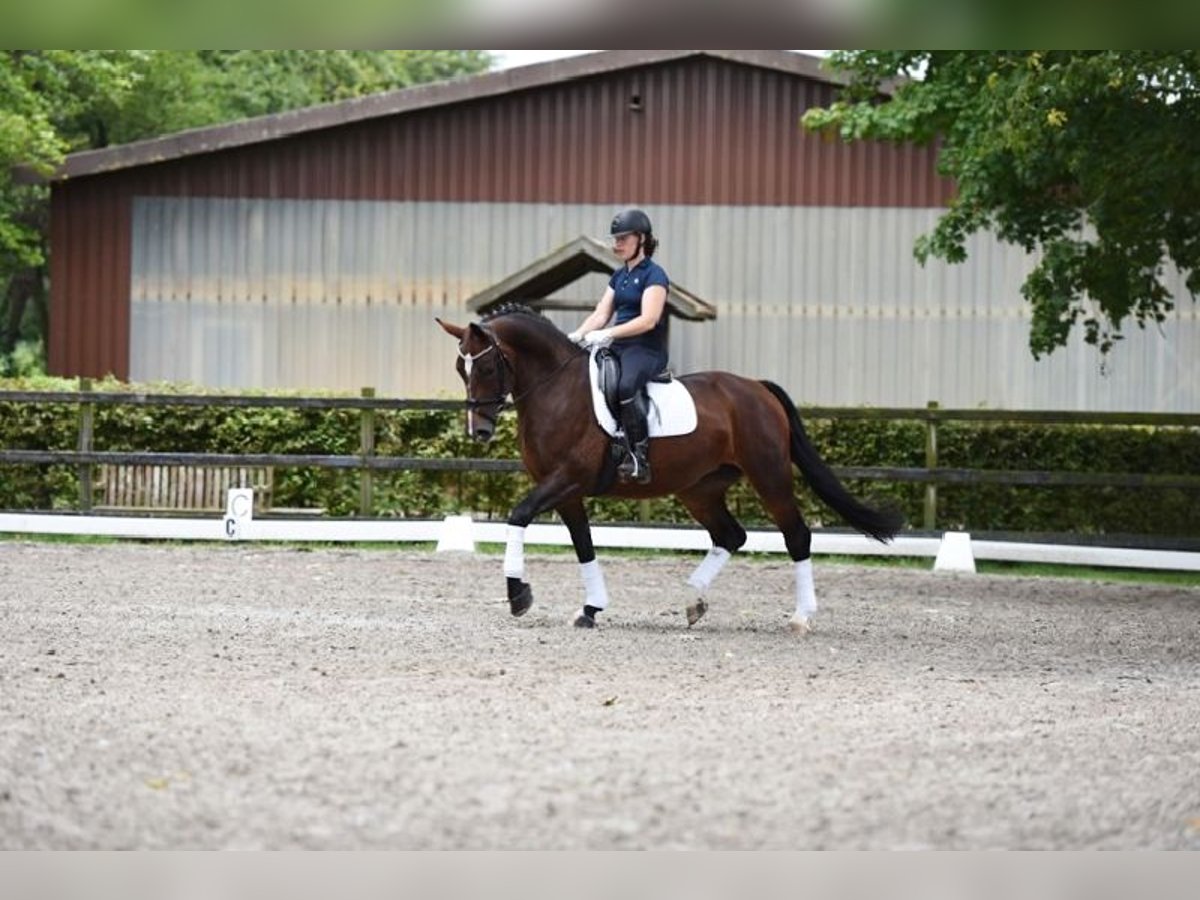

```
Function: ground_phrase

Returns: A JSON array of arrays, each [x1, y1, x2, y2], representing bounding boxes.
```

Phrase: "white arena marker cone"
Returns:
[[933, 530, 976, 573], [436, 515, 476, 553]]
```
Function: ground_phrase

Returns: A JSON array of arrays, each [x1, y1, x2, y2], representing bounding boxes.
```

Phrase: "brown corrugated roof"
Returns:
[[44, 50, 840, 182], [465, 236, 716, 322]]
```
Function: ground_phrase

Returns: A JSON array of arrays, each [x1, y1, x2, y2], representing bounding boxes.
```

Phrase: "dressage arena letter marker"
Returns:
[[223, 488, 254, 541]]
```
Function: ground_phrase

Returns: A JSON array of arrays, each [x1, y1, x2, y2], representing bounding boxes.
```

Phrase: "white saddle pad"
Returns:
[[588, 349, 698, 438]]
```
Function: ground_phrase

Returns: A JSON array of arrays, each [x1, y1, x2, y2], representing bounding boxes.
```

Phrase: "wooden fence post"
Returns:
[[77, 378, 94, 512], [924, 400, 939, 531], [359, 387, 375, 517]]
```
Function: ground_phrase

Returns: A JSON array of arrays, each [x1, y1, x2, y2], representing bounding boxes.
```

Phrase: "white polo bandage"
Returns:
[[504, 525, 526, 579], [794, 558, 817, 619], [687, 546, 731, 593], [580, 559, 610, 610]]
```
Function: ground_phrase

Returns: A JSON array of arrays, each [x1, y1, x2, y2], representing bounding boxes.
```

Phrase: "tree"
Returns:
[[803, 51, 1200, 357], [0, 50, 491, 375], [104, 51, 493, 143]]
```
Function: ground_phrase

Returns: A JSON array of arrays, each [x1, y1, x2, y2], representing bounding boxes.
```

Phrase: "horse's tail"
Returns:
[[761, 381, 904, 544]]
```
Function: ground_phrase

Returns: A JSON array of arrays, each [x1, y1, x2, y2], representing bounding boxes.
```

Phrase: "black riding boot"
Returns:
[[617, 392, 652, 484]]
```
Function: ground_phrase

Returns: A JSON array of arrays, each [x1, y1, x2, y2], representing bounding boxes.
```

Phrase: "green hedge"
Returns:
[[2, 376, 1198, 538]]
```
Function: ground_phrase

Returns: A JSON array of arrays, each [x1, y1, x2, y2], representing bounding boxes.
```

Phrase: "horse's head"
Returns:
[[436, 318, 510, 443]]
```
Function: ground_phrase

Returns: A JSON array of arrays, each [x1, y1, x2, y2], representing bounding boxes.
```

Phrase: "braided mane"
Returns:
[[478, 303, 576, 352], [479, 302, 547, 323]]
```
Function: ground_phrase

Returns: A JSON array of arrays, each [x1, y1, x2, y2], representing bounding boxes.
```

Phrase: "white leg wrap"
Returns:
[[687, 546, 732, 593], [794, 558, 817, 619], [580, 559, 610, 610], [503, 525, 526, 580]]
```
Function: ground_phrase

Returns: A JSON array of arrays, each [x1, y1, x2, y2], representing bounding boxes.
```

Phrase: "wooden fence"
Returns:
[[2, 381, 1199, 531]]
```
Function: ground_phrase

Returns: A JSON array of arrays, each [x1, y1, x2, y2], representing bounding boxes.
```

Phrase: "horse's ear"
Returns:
[[435, 317, 465, 339]]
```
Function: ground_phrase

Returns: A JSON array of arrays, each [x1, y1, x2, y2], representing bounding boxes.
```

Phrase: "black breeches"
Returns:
[[615, 345, 668, 402]]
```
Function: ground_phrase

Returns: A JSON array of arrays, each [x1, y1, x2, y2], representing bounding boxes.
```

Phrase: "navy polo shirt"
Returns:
[[608, 257, 670, 352]]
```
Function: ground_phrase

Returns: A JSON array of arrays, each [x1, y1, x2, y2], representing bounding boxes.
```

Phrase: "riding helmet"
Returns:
[[610, 208, 652, 237]]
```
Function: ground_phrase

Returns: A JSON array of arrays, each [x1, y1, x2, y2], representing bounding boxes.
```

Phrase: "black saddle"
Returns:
[[594, 348, 672, 422]]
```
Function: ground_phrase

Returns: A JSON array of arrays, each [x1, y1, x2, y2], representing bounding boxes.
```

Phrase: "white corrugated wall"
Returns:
[[130, 197, 1199, 411]]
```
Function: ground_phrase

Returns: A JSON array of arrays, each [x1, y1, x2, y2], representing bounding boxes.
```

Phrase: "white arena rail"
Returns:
[[1, 509, 1198, 573]]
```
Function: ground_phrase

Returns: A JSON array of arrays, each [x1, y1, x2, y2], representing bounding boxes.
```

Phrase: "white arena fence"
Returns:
[[1, 510, 1198, 574], [2, 386, 1199, 573]]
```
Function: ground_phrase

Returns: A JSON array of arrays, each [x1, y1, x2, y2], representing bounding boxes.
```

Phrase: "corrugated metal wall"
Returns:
[[129, 197, 1200, 410], [49, 180, 132, 380]]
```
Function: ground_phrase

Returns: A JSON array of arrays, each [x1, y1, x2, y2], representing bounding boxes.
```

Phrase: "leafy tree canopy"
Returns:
[[804, 51, 1200, 357]]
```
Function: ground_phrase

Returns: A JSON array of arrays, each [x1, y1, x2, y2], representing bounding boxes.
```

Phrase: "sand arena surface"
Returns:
[[1, 541, 1198, 849]]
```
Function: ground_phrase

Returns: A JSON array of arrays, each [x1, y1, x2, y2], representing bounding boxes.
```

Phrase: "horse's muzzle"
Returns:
[[467, 408, 496, 443]]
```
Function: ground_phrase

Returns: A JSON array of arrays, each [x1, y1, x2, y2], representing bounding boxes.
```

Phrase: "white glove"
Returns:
[[583, 328, 615, 348], [567, 329, 586, 346]]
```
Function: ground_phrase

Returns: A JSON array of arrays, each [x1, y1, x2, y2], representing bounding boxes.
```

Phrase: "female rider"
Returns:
[[568, 208, 669, 484]]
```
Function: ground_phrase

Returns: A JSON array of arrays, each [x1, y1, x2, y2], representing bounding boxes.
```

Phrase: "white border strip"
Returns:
[[971, 539, 1200, 571], [1, 513, 1197, 572], [0, 513, 437, 543]]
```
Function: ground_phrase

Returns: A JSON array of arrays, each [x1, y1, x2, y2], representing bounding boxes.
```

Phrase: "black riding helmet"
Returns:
[[610, 208, 652, 237]]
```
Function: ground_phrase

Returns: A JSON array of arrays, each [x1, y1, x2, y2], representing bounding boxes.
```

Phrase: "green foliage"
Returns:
[[1, 52, 145, 260], [9, 1, 456, 48], [0, 374, 79, 508], [804, 51, 1200, 358], [103, 51, 491, 144], [934, 422, 1200, 535], [0, 339, 45, 377], [2, 379, 1197, 538]]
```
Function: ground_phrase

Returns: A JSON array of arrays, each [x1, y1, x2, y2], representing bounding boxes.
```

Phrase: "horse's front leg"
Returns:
[[503, 477, 582, 617], [555, 497, 608, 629]]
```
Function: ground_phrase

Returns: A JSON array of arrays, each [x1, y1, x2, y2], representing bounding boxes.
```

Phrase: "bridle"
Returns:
[[458, 327, 582, 425], [458, 338, 511, 422]]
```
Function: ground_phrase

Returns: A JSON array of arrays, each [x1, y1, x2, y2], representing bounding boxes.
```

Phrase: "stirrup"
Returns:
[[617, 452, 651, 484]]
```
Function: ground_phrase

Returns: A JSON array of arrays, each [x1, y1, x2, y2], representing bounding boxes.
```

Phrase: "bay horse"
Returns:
[[436, 304, 901, 632]]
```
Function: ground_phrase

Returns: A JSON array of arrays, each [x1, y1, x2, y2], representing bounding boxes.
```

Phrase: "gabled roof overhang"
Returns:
[[464, 236, 716, 322]]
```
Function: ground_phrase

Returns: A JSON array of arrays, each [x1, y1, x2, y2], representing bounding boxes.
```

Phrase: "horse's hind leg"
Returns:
[[677, 466, 746, 627], [742, 457, 817, 633]]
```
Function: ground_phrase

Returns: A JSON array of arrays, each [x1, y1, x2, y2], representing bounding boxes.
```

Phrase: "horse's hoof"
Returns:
[[507, 578, 533, 617], [572, 609, 596, 628], [686, 598, 708, 627], [788, 616, 812, 635]]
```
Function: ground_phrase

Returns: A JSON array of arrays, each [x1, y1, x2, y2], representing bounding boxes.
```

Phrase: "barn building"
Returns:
[[44, 50, 1198, 411]]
